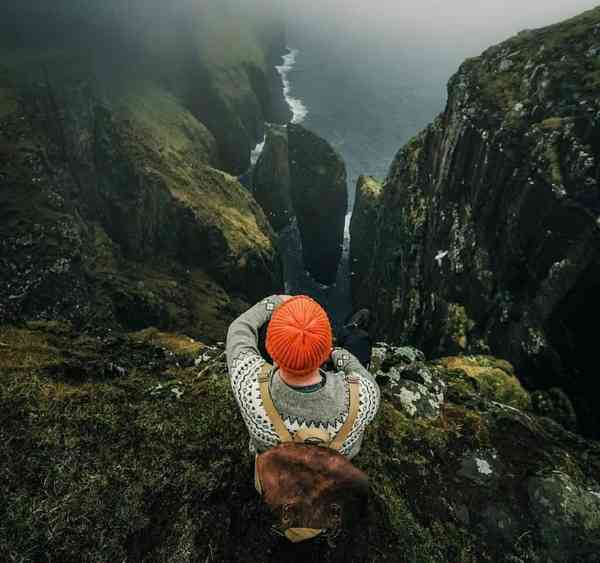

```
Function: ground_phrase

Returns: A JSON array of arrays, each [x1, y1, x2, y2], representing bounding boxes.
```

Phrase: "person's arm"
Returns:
[[331, 347, 376, 383], [331, 346, 381, 422], [226, 294, 289, 373]]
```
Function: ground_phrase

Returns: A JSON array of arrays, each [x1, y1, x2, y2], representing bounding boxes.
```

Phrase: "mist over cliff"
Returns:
[[280, 0, 599, 204]]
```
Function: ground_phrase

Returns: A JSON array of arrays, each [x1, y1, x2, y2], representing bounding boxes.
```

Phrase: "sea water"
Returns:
[[258, 37, 448, 327]]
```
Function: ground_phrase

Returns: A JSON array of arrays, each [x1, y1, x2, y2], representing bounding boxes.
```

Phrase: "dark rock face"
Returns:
[[252, 124, 294, 231], [252, 124, 348, 286], [352, 8, 600, 438], [288, 124, 348, 285], [350, 176, 382, 304], [3, 324, 600, 562]]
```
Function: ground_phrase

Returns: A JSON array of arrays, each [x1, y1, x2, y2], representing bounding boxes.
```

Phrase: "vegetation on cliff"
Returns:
[[350, 176, 383, 303], [0, 1, 286, 337], [2, 323, 599, 562], [3, 4, 600, 562]]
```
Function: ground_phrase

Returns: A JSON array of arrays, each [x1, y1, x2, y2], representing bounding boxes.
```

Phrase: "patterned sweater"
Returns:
[[225, 295, 381, 459]]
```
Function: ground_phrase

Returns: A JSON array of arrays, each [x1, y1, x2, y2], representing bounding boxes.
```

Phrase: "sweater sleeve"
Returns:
[[331, 347, 381, 424], [225, 294, 286, 373]]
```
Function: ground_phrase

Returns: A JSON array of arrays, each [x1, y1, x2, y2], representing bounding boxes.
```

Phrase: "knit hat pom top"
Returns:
[[266, 295, 333, 378]]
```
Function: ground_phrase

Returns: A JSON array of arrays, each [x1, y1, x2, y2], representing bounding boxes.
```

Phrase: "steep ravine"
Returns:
[[351, 7, 600, 439]]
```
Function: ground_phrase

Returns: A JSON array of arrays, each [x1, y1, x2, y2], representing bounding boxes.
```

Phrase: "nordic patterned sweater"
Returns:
[[225, 295, 381, 459]]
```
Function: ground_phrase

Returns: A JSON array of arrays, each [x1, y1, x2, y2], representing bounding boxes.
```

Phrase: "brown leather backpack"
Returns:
[[254, 363, 370, 543]]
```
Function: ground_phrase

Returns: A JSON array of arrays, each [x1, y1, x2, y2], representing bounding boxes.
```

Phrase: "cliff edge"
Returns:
[[1, 323, 599, 562]]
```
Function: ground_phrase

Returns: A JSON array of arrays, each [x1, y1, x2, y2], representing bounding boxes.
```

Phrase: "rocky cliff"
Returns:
[[0, 1, 286, 339], [0, 1, 291, 175], [252, 124, 294, 231], [349, 176, 382, 302], [2, 322, 600, 562], [289, 124, 348, 285], [351, 7, 600, 439], [252, 123, 348, 286], [4, 5, 600, 562]]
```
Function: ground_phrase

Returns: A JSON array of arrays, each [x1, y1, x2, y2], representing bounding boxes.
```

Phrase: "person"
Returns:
[[225, 294, 381, 461]]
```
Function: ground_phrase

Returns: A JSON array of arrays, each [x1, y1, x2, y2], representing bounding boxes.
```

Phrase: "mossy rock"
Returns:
[[436, 356, 531, 411], [287, 124, 348, 285]]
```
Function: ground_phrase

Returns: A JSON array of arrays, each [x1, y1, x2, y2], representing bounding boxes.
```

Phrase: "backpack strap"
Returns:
[[329, 374, 361, 452], [258, 362, 293, 443]]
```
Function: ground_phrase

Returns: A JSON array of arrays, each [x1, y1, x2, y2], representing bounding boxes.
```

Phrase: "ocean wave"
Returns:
[[250, 135, 266, 166], [276, 48, 308, 125], [250, 48, 308, 166]]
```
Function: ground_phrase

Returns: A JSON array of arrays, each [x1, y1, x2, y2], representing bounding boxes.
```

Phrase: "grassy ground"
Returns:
[[1, 324, 599, 562]]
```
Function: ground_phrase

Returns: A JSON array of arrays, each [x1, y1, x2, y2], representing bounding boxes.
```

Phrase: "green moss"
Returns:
[[446, 303, 474, 350], [2, 325, 598, 561], [357, 411, 481, 562], [130, 328, 206, 359], [540, 117, 564, 130], [466, 6, 600, 112], [164, 163, 275, 256], [116, 83, 217, 166], [357, 176, 383, 201], [0, 327, 64, 370], [482, 73, 522, 113], [437, 357, 530, 411], [0, 327, 249, 562]]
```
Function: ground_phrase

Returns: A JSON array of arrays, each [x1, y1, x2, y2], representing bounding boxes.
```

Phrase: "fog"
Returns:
[[276, 0, 598, 77], [268, 0, 600, 199], [4, 1, 597, 68], [283, 1, 598, 56]]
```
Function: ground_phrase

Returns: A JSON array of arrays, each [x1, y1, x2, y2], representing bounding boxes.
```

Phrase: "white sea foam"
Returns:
[[250, 48, 307, 166], [250, 135, 265, 166], [342, 212, 352, 252], [276, 48, 308, 125]]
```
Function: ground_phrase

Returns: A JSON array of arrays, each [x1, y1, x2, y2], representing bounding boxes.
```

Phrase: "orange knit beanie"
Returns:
[[266, 295, 333, 378]]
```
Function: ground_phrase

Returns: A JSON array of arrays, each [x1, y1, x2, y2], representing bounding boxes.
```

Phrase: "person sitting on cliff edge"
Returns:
[[225, 294, 381, 542]]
